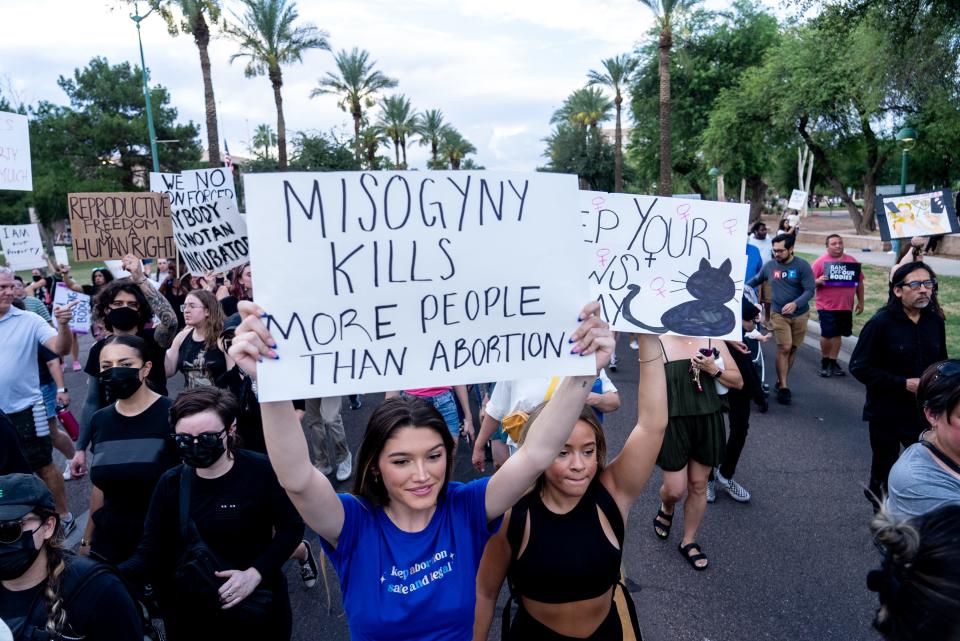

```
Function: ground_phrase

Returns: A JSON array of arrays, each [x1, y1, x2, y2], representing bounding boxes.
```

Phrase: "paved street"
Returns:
[[57, 333, 881, 641]]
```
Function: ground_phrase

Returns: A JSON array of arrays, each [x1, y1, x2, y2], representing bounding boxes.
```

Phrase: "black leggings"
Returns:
[[509, 601, 623, 641], [868, 420, 923, 497], [719, 392, 751, 479]]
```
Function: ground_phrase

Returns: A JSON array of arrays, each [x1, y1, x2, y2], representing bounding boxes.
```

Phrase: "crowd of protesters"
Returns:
[[1, 206, 958, 641]]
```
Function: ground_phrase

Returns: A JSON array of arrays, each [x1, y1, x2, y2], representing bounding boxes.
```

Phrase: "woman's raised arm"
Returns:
[[484, 301, 613, 521], [229, 301, 345, 547]]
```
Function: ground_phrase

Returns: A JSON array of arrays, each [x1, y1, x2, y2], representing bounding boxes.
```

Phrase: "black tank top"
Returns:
[[507, 478, 623, 603]]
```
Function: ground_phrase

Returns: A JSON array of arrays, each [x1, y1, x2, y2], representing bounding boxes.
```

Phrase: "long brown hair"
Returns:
[[352, 396, 455, 506], [37, 510, 68, 636], [519, 403, 607, 494], [186, 289, 224, 351]]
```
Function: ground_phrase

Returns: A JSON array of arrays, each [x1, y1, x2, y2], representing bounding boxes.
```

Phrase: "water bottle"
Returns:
[[56, 403, 80, 441]]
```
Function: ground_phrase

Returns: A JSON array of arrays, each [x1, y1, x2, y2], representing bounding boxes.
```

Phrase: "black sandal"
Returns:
[[653, 506, 674, 540], [678, 542, 708, 570]]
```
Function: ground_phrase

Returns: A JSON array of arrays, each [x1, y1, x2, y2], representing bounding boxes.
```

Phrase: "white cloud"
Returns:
[[0, 0, 667, 171]]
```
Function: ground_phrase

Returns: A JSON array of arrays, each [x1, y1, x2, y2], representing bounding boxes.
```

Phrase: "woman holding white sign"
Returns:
[[473, 333, 666, 640], [228, 300, 612, 640]]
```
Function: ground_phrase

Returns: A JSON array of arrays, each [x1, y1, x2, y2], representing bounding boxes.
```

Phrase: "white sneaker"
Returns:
[[706, 479, 716, 503], [336, 452, 353, 482], [62, 461, 72, 481], [716, 470, 751, 502]]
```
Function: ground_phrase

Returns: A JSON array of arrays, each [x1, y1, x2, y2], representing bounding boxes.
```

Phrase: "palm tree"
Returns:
[[551, 87, 613, 130], [414, 109, 446, 167], [376, 94, 417, 169], [252, 123, 277, 159], [224, 0, 329, 168], [153, 0, 224, 165], [439, 128, 477, 170], [587, 54, 637, 193], [310, 48, 398, 163], [636, 0, 700, 195], [358, 122, 388, 169]]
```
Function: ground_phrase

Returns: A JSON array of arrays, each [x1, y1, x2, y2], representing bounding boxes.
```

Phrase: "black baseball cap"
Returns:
[[742, 299, 760, 322], [0, 474, 55, 520]]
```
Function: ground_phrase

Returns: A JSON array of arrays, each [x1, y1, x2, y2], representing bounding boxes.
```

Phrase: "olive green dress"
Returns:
[[656, 359, 727, 471]]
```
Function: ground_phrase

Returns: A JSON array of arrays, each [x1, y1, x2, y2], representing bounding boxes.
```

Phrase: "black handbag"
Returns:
[[173, 466, 274, 621]]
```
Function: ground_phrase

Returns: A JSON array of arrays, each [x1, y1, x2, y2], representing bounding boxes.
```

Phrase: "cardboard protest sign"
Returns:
[[243, 171, 594, 401], [53, 283, 91, 334], [167, 196, 249, 275], [787, 189, 807, 210], [822, 261, 861, 287], [53, 245, 70, 267], [0, 111, 32, 191], [581, 191, 750, 341], [0, 224, 46, 270], [68, 192, 175, 261], [878, 189, 958, 240]]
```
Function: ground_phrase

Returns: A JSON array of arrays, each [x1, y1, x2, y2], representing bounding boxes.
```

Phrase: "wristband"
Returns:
[[57, 387, 68, 393]]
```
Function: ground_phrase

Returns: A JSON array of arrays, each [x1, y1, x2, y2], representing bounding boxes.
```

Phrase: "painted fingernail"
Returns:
[[258, 356, 264, 363], [577, 315, 583, 322], [272, 352, 280, 360], [259, 311, 268, 318], [568, 337, 575, 344], [570, 347, 580, 354], [270, 342, 278, 348]]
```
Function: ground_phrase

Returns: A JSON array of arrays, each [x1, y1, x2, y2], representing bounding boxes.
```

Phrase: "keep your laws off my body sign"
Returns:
[[582, 191, 749, 341], [244, 171, 594, 401]]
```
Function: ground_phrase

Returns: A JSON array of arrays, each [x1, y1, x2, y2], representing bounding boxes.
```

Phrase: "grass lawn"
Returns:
[[797, 252, 959, 356]]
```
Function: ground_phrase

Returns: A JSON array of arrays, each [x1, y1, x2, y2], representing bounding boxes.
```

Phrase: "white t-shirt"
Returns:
[[485, 371, 617, 446], [748, 235, 773, 263]]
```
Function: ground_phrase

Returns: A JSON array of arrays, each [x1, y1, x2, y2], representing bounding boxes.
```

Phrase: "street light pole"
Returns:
[[131, 2, 160, 173], [894, 127, 917, 260]]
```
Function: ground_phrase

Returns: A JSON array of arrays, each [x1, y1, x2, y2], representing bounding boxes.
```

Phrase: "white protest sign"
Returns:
[[0, 112, 32, 191], [244, 171, 594, 401], [787, 189, 807, 210], [104, 260, 131, 279], [0, 224, 46, 270], [168, 196, 249, 275], [53, 283, 90, 334], [150, 167, 237, 211], [581, 191, 750, 341], [53, 245, 70, 267]]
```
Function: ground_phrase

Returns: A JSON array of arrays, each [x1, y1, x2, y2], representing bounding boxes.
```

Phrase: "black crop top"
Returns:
[[506, 478, 623, 603]]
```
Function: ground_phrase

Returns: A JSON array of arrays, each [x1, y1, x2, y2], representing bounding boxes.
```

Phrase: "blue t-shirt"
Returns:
[[319, 477, 502, 641]]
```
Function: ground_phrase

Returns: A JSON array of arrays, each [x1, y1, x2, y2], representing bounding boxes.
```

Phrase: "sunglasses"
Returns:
[[174, 428, 226, 449], [897, 279, 937, 291], [935, 361, 960, 378], [0, 517, 41, 544]]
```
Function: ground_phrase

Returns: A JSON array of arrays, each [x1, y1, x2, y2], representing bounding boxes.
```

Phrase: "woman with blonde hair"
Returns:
[[0, 473, 142, 639], [165, 289, 227, 388]]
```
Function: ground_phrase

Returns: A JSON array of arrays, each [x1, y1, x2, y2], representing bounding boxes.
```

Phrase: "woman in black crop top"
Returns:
[[475, 334, 668, 641]]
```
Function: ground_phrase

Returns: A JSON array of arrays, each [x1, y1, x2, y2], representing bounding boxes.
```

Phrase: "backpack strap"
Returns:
[[179, 464, 193, 541], [501, 498, 532, 641], [592, 479, 625, 546]]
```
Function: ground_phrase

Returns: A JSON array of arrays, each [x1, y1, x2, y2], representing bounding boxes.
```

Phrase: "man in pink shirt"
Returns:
[[812, 234, 865, 377]]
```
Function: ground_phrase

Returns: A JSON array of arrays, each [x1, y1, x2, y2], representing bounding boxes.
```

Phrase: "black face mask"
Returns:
[[106, 306, 140, 332], [31, 275, 42, 283], [0, 529, 42, 581], [179, 434, 227, 469], [101, 367, 143, 400]]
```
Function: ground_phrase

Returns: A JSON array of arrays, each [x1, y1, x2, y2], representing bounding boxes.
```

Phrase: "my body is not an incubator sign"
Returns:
[[244, 171, 594, 401]]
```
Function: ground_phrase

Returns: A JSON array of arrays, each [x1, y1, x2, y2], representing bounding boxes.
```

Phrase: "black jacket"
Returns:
[[850, 304, 947, 424]]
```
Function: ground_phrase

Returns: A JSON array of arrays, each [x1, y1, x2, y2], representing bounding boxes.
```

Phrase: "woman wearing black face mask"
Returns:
[[78, 335, 178, 566], [120, 387, 304, 641], [72, 257, 178, 480], [0, 474, 143, 640]]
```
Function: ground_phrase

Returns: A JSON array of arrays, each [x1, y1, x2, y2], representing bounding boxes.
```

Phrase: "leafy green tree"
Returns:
[[251, 123, 277, 159], [415, 109, 447, 168], [551, 87, 612, 130], [636, 0, 701, 195], [438, 128, 477, 170], [0, 58, 200, 225], [629, 1, 780, 195], [288, 130, 360, 170], [310, 48, 398, 163], [225, 0, 329, 169], [376, 94, 417, 169], [587, 54, 637, 192], [148, 0, 224, 164], [541, 123, 615, 191], [357, 122, 388, 170], [460, 158, 485, 170]]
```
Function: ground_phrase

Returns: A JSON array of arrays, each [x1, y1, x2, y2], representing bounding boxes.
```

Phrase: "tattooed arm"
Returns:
[[122, 254, 178, 348]]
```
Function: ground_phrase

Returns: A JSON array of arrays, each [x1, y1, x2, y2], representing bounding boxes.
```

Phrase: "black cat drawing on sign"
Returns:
[[622, 257, 737, 337]]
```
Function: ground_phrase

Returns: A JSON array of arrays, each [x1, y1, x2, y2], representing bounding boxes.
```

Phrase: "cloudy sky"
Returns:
[[0, 0, 745, 171]]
